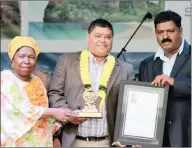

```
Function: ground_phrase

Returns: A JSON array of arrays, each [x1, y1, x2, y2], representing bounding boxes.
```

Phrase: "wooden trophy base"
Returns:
[[78, 112, 102, 118]]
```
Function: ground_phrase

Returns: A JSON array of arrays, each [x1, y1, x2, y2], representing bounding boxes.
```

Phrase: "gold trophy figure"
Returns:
[[78, 88, 102, 118]]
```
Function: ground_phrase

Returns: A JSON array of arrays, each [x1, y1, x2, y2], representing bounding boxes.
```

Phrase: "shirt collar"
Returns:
[[88, 50, 110, 64], [154, 38, 184, 61]]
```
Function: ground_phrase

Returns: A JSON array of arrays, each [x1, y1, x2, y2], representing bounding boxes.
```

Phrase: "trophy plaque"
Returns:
[[77, 88, 102, 118]]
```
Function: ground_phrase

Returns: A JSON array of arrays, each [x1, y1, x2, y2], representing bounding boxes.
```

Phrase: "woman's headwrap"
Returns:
[[8, 36, 40, 60]]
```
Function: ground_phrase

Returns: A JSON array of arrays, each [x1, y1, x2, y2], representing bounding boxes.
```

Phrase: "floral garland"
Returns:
[[24, 76, 61, 136], [24, 76, 47, 107], [80, 50, 115, 109]]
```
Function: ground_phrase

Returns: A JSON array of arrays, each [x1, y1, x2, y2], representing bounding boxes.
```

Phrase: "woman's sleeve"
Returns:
[[1, 81, 46, 142]]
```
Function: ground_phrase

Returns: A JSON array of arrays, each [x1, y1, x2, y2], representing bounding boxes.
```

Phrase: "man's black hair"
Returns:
[[154, 10, 182, 28], [88, 18, 114, 36]]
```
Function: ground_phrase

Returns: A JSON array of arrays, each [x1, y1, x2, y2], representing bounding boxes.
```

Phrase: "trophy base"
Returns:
[[78, 112, 102, 118]]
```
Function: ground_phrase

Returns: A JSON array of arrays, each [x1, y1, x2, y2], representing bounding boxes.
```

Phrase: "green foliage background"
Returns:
[[44, 0, 164, 23]]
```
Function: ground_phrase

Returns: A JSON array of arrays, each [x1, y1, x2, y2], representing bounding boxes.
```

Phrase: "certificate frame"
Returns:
[[114, 80, 169, 147]]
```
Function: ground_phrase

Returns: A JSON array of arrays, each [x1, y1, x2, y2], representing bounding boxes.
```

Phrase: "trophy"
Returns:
[[77, 88, 102, 118]]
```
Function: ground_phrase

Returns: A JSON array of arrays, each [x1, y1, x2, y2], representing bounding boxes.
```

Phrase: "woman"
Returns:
[[1, 36, 77, 147]]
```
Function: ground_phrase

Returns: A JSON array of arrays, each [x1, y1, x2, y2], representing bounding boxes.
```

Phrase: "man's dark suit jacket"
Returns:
[[139, 40, 191, 147]]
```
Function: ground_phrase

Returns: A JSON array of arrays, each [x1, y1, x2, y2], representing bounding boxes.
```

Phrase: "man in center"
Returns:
[[48, 19, 135, 147]]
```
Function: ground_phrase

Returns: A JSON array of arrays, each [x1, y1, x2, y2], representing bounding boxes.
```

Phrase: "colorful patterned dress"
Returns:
[[1, 70, 60, 147]]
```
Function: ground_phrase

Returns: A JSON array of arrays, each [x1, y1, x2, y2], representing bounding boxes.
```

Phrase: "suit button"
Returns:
[[168, 121, 172, 124], [77, 106, 82, 110]]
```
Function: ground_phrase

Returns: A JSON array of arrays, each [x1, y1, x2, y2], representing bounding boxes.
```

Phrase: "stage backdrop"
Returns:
[[1, 0, 191, 75]]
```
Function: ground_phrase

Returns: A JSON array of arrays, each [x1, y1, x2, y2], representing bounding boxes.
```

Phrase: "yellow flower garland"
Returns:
[[80, 50, 115, 109]]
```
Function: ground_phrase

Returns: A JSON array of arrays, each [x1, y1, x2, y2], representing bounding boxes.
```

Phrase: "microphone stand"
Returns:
[[117, 17, 148, 59]]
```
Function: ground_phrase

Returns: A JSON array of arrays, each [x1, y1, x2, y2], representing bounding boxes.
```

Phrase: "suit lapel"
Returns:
[[170, 40, 190, 78], [153, 57, 163, 77], [74, 52, 81, 80], [107, 61, 120, 94]]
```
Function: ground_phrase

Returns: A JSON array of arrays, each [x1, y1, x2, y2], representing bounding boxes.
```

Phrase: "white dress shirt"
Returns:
[[154, 38, 184, 76], [77, 51, 109, 137]]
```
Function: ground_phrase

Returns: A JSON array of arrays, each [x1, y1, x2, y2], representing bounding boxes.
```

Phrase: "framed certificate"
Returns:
[[114, 80, 169, 147]]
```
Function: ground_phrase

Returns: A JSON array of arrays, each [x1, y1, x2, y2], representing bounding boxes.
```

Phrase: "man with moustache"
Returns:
[[139, 11, 191, 147]]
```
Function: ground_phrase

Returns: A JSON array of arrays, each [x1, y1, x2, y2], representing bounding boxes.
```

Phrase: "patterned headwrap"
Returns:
[[8, 36, 40, 60]]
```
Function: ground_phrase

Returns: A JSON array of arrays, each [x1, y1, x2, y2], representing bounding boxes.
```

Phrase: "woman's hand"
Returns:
[[52, 108, 77, 123], [42, 108, 77, 123]]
